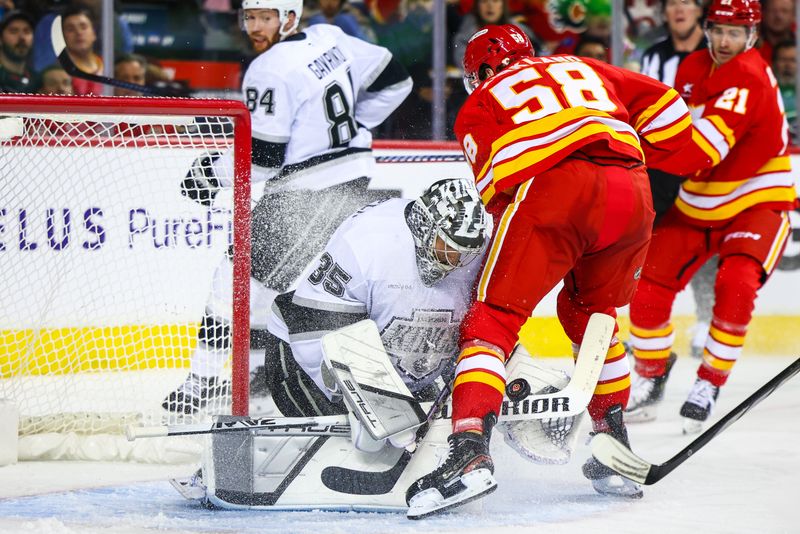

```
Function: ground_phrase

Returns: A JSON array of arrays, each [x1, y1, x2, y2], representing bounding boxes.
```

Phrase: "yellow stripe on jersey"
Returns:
[[474, 107, 640, 189], [594, 374, 631, 395], [682, 178, 749, 196], [634, 89, 680, 131], [764, 212, 791, 273], [691, 128, 722, 166], [477, 181, 532, 302], [491, 123, 641, 183], [643, 114, 691, 144], [709, 324, 745, 347], [675, 186, 798, 221], [706, 115, 736, 149], [453, 370, 506, 395], [630, 323, 674, 338], [757, 155, 792, 174]]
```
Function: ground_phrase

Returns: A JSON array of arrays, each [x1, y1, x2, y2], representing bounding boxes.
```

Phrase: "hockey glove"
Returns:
[[181, 151, 222, 206]]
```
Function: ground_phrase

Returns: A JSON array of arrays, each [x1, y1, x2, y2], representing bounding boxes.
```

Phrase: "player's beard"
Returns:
[[249, 32, 278, 54], [2, 41, 31, 63]]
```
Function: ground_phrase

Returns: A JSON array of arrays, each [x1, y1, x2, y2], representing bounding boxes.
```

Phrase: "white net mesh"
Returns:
[[0, 98, 249, 460]]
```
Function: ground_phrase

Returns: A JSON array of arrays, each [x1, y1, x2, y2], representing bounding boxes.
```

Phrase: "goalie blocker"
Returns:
[[164, 316, 610, 511]]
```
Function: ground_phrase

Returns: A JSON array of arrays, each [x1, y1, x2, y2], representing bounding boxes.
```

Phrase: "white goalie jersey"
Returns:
[[267, 199, 483, 394], [242, 24, 412, 191]]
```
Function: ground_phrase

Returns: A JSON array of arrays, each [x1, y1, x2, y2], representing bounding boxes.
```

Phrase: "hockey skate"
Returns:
[[170, 469, 208, 502], [583, 405, 643, 499], [624, 352, 677, 423], [161, 373, 229, 415], [680, 378, 720, 434], [406, 417, 497, 519]]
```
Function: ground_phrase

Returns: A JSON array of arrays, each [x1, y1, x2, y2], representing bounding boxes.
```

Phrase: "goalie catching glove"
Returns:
[[181, 151, 222, 206]]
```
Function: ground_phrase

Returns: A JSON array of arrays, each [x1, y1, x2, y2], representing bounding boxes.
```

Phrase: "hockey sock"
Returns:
[[451, 341, 507, 428], [629, 278, 677, 377], [697, 256, 761, 386]]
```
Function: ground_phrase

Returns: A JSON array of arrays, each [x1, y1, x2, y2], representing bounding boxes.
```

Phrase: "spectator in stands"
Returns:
[[61, 5, 102, 94], [640, 0, 707, 87], [451, 0, 538, 69], [773, 40, 797, 143], [33, 0, 133, 73], [38, 63, 72, 94], [308, 0, 375, 42], [113, 53, 145, 96], [759, 0, 795, 62], [0, 9, 39, 93], [574, 34, 609, 62]]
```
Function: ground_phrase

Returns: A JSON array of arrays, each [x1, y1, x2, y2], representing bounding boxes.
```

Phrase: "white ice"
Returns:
[[0, 355, 798, 534]]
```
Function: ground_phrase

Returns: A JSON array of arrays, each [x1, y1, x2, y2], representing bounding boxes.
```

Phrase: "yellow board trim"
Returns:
[[517, 315, 800, 357], [0, 324, 198, 378]]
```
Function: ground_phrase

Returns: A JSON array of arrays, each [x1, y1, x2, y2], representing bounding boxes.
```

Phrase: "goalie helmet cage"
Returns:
[[0, 95, 251, 461]]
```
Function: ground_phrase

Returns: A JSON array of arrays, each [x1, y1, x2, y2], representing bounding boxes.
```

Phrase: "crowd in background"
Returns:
[[0, 0, 795, 141]]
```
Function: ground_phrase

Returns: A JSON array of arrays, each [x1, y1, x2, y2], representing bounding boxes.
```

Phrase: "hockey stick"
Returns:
[[591, 357, 800, 485], [126, 415, 352, 440], [129, 313, 613, 441], [50, 15, 171, 97], [320, 381, 453, 495], [320, 313, 614, 495]]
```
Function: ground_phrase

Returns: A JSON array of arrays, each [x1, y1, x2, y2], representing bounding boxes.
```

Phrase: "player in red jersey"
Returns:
[[405, 24, 697, 517], [625, 0, 796, 433]]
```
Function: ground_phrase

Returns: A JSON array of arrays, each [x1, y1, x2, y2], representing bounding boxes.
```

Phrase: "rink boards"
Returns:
[[1, 141, 799, 378]]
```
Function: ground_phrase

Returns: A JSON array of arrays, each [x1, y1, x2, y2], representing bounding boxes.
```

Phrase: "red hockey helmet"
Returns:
[[705, 0, 761, 26], [463, 24, 534, 94]]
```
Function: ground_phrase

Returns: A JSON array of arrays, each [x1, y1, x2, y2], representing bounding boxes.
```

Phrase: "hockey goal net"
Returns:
[[0, 95, 251, 462]]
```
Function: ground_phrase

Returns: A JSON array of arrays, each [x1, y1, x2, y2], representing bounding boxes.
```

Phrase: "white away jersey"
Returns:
[[242, 24, 411, 191], [267, 199, 483, 394]]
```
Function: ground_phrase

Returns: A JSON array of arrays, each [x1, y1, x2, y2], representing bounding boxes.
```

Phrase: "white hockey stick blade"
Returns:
[[499, 312, 613, 421], [590, 433, 651, 484], [50, 15, 66, 56]]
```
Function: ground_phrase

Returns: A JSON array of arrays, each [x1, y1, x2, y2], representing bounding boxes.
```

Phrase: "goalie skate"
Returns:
[[170, 469, 207, 502]]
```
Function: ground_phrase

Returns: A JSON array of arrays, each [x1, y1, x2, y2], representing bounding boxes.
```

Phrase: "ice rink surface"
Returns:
[[1, 355, 798, 534]]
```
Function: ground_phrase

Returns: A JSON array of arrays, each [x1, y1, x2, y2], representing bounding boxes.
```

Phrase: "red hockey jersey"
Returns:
[[673, 48, 796, 225], [454, 55, 695, 204]]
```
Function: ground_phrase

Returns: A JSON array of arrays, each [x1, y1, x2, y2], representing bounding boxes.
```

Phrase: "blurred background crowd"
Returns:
[[0, 0, 795, 142]]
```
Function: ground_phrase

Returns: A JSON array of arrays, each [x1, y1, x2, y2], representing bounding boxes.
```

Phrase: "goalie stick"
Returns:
[[129, 313, 613, 442], [50, 15, 171, 97], [591, 356, 800, 485]]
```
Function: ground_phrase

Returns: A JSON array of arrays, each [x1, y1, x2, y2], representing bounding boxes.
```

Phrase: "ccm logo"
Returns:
[[724, 231, 761, 242]]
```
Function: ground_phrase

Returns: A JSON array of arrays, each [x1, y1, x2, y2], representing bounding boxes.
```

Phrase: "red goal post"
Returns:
[[0, 95, 251, 460]]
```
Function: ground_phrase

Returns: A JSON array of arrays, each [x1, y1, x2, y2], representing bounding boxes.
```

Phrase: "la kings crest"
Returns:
[[380, 310, 460, 386]]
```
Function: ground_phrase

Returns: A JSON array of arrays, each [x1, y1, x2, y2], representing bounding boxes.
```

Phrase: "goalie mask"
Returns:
[[405, 179, 490, 287], [463, 24, 534, 94], [242, 0, 303, 38]]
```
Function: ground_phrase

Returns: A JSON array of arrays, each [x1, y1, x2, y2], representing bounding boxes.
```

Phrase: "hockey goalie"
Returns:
[[158, 180, 611, 516]]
